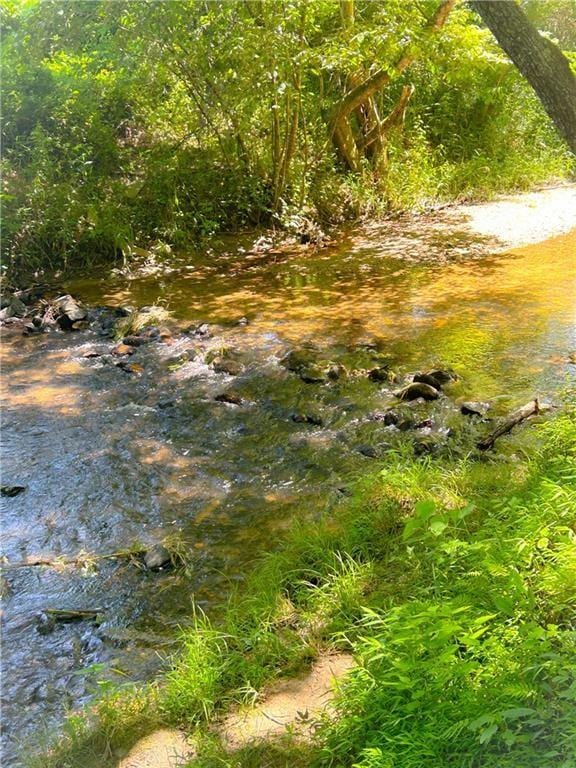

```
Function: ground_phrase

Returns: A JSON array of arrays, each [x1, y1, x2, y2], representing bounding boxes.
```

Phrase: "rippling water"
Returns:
[[1, 229, 575, 764]]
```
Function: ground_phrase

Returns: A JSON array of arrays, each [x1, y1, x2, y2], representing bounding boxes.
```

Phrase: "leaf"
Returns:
[[429, 517, 448, 536]]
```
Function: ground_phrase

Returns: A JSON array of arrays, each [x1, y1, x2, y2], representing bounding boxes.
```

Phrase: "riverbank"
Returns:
[[29, 393, 576, 768]]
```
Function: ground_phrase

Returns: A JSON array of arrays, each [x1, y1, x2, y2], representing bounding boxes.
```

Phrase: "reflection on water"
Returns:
[[1, 228, 575, 765]]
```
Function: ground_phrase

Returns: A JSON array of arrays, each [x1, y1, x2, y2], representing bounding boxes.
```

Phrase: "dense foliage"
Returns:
[[2, 0, 574, 276]]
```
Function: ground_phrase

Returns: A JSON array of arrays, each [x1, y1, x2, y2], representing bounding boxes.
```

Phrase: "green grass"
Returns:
[[28, 399, 576, 768]]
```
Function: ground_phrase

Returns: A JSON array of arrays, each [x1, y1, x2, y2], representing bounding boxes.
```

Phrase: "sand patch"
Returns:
[[117, 729, 195, 768]]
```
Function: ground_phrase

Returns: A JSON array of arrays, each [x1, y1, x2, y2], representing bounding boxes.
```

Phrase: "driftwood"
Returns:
[[477, 399, 552, 450], [0, 546, 146, 572]]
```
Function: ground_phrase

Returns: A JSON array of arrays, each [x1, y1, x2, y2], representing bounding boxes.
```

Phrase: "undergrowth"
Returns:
[[27, 399, 576, 768]]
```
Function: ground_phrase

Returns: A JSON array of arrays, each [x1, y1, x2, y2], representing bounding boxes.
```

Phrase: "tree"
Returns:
[[469, 0, 576, 154]]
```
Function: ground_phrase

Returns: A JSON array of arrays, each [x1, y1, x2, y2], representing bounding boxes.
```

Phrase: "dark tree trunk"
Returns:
[[470, 0, 576, 154]]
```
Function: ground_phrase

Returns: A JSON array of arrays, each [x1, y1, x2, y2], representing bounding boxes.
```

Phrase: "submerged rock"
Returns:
[[157, 398, 176, 409], [368, 411, 399, 426], [357, 444, 379, 458], [394, 382, 439, 402], [144, 544, 172, 571], [189, 322, 212, 338]]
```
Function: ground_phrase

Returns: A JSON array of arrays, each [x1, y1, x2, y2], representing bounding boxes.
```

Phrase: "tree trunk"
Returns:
[[470, 0, 576, 154], [329, 0, 456, 171]]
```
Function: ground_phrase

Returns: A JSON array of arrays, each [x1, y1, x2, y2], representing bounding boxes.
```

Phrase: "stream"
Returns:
[[1, 227, 575, 765]]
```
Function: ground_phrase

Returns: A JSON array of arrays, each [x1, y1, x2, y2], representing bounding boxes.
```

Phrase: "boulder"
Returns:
[[413, 372, 445, 389], [53, 295, 87, 329], [427, 369, 457, 386], [0, 296, 27, 321], [394, 382, 439, 402]]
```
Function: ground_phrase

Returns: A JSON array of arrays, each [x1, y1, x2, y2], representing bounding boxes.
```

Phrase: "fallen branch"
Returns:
[[477, 398, 553, 450]]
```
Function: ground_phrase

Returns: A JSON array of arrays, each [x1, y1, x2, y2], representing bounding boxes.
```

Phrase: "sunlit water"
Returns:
[[1, 229, 575, 764]]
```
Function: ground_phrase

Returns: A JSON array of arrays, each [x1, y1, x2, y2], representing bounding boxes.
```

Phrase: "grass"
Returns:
[[114, 304, 171, 339], [27, 398, 576, 768]]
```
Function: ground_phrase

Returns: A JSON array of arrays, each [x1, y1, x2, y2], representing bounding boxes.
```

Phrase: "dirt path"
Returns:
[[116, 653, 354, 767], [456, 185, 576, 248], [220, 653, 354, 750], [355, 183, 576, 263]]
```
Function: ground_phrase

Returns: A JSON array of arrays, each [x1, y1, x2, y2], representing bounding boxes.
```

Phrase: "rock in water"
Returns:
[[53, 295, 87, 329], [427, 369, 457, 386], [300, 364, 327, 384], [212, 358, 245, 376], [123, 335, 152, 347], [144, 544, 172, 571], [461, 401, 490, 417], [413, 372, 445, 389], [292, 413, 323, 426], [281, 348, 316, 373], [327, 363, 348, 381], [215, 391, 243, 405], [112, 342, 135, 356], [368, 366, 391, 383], [1, 485, 26, 497], [116, 361, 144, 375], [394, 382, 439, 402]]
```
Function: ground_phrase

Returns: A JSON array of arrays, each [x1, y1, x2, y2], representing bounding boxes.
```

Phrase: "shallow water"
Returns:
[[1, 229, 575, 764]]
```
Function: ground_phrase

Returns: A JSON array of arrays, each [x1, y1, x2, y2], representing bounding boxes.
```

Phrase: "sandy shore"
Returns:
[[457, 184, 576, 249], [352, 183, 576, 263]]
